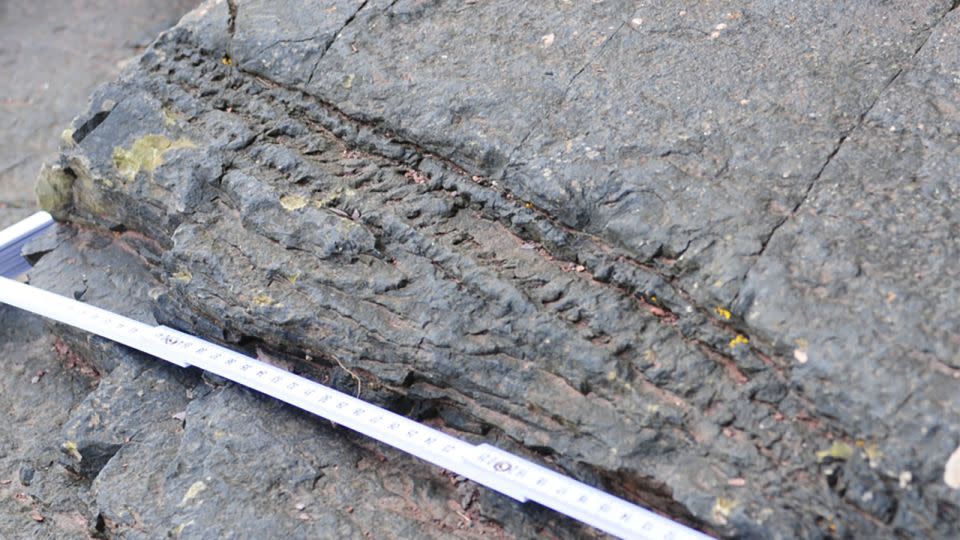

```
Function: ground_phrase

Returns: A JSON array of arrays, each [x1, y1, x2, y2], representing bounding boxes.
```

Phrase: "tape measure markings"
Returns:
[[0, 213, 710, 540]]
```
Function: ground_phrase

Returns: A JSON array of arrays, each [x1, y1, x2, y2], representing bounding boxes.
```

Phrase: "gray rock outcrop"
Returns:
[[10, 0, 960, 537]]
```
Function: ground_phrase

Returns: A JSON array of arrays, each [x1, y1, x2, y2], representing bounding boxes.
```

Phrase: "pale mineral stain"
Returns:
[[945, 445, 960, 489], [179, 480, 207, 506]]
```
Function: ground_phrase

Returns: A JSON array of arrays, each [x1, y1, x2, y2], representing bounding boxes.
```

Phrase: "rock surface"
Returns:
[[3, 227, 577, 538], [6, 0, 960, 538]]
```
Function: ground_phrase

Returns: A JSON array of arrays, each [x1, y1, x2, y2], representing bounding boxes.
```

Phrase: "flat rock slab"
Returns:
[[20, 0, 960, 537]]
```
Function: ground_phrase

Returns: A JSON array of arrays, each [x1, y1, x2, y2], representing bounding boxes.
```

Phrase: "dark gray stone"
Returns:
[[4, 225, 585, 539], [18, 466, 34, 487], [11, 0, 960, 538]]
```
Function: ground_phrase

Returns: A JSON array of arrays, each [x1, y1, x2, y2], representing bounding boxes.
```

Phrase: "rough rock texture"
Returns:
[[4, 227, 580, 538], [16, 0, 960, 538]]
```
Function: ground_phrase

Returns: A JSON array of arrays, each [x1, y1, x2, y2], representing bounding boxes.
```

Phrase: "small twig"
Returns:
[[333, 356, 362, 398]]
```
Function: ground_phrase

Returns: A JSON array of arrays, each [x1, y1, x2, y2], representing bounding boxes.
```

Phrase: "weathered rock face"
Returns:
[[5, 227, 578, 539], [27, 0, 960, 537]]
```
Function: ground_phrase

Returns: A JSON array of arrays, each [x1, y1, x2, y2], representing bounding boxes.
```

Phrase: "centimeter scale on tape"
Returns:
[[0, 212, 710, 540]]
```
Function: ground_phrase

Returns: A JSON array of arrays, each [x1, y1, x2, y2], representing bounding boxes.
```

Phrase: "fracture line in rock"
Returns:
[[0, 213, 710, 540]]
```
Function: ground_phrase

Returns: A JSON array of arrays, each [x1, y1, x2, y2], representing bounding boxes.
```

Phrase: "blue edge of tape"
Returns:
[[0, 218, 55, 278]]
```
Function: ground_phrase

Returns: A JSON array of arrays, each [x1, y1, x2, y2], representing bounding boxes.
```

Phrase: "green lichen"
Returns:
[[35, 164, 75, 215], [112, 135, 195, 182], [816, 441, 854, 462]]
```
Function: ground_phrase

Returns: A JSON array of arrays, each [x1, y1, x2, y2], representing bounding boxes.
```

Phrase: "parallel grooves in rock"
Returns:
[[47, 24, 945, 536]]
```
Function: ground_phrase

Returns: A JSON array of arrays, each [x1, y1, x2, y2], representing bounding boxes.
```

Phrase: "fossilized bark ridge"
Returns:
[[31, 0, 960, 537]]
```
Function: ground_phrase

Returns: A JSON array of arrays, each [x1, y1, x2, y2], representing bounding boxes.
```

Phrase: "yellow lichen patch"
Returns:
[[342, 73, 355, 89], [280, 194, 309, 211], [864, 442, 883, 468], [715, 306, 732, 320], [712, 496, 737, 525], [112, 135, 195, 181], [286, 272, 301, 285], [179, 481, 207, 506], [252, 293, 275, 307], [816, 441, 854, 462], [62, 441, 82, 462], [171, 270, 193, 283], [729, 334, 749, 349]]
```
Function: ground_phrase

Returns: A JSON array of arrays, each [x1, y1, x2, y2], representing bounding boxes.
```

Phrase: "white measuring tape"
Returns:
[[0, 212, 710, 540]]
